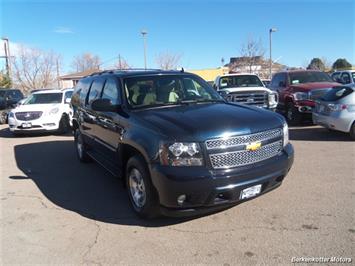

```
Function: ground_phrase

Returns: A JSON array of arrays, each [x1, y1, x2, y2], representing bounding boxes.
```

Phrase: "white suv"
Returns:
[[213, 73, 278, 110], [8, 89, 73, 134]]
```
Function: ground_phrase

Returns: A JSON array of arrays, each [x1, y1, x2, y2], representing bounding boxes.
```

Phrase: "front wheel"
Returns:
[[286, 102, 303, 126], [350, 122, 355, 140], [126, 155, 159, 218]]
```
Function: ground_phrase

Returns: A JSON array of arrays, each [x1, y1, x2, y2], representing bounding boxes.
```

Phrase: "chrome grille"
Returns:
[[206, 128, 282, 150], [227, 91, 268, 107], [209, 141, 283, 169], [15, 111, 43, 121], [309, 88, 331, 101]]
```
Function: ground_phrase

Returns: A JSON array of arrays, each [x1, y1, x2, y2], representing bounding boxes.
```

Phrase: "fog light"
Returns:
[[177, 194, 186, 205]]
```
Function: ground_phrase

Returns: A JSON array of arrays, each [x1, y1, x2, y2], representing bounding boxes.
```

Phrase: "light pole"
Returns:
[[2, 37, 11, 76], [269, 28, 277, 79], [141, 30, 148, 69]]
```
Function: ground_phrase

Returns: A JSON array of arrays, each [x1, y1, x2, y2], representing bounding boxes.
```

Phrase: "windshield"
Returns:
[[322, 86, 353, 101], [24, 93, 63, 104], [289, 72, 332, 84], [219, 75, 264, 88], [124, 75, 223, 109]]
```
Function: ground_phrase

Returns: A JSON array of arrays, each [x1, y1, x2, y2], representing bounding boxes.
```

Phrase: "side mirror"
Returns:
[[91, 98, 119, 112], [65, 98, 71, 104]]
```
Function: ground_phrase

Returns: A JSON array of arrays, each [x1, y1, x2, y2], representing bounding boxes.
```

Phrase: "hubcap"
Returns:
[[128, 168, 146, 208]]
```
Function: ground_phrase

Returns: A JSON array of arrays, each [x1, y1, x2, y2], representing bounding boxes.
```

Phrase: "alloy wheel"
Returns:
[[128, 168, 146, 208]]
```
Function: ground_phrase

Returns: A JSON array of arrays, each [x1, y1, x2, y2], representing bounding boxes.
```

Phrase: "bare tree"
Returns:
[[114, 55, 131, 69], [11, 45, 61, 92], [321, 56, 332, 71], [71, 53, 101, 72], [232, 36, 265, 73], [156, 52, 182, 70]]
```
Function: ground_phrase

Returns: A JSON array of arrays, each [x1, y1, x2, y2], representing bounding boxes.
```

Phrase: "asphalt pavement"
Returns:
[[0, 124, 354, 265]]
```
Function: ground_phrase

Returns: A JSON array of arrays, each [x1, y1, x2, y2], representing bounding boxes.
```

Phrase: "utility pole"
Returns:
[[141, 30, 148, 70], [118, 54, 122, 70], [269, 28, 277, 79]]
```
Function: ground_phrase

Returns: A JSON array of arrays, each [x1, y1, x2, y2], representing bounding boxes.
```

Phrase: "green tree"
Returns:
[[332, 58, 352, 70], [307, 58, 325, 71], [0, 71, 12, 88]]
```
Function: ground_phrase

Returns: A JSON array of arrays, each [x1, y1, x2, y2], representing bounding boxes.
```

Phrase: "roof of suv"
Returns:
[[84, 69, 193, 78], [33, 88, 73, 94]]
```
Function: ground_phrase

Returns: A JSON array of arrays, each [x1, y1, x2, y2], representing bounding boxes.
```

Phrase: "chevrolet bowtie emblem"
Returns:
[[246, 141, 262, 151]]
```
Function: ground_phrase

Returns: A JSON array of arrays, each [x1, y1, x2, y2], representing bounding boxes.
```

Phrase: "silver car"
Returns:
[[313, 85, 355, 139]]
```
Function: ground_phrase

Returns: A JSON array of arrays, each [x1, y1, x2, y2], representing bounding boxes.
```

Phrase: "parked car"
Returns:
[[71, 69, 294, 218], [0, 88, 24, 124], [269, 70, 340, 125], [8, 88, 73, 134], [331, 70, 355, 85], [213, 73, 278, 111], [313, 85, 355, 139]]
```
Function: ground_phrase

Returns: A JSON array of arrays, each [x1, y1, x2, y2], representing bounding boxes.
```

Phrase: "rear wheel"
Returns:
[[350, 122, 355, 140], [74, 129, 91, 162], [126, 155, 159, 218], [286, 102, 303, 126]]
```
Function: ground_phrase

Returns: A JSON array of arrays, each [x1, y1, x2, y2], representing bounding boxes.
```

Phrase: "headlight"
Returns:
[[8, 112, 15, 118], [268, 92, 278, 108], [293, 92, 309, 101], [283, 122, 289, 147], [48, 107, 59, 115], [159, 142, 204, 166]]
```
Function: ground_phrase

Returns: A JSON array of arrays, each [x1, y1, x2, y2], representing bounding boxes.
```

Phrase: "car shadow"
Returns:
[[0, 127, 73, 139], [289, 126, 353, 142], [10, 140, 216, 227]]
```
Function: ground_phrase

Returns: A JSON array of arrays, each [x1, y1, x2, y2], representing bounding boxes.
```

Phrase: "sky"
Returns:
[[0, 0, 354, 74]]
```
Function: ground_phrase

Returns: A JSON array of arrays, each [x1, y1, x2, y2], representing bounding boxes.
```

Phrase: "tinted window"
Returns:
[[24, 93, 63, 104], [102, 78, 120, 105], [72, 78, 92, 107], [351, 72, 355, 82], [124, 75, 222, 108], [331, 72, 341, 82], [64, 91, 73, 101], [289, 71, 332, 84], [322, 86, 353, 101], [270, 73, 282, 88], [219, 75, 264, 88], [87, 78, 105, 105]]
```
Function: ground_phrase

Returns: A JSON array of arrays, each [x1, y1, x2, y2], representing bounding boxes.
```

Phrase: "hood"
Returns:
[[12, 103, 60, 113], [291, 82, 340, 91], [221, 86, 272, 93], [133, 103, 284, 141]]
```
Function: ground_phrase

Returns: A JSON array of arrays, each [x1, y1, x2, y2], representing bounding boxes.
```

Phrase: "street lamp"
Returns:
[[141, 30, 148, 69], [269, 28, 277, 79]]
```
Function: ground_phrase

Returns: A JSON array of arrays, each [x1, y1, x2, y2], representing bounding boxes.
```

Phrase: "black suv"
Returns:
[[71, 69, 294, 218], [0, 88, 24, 124]]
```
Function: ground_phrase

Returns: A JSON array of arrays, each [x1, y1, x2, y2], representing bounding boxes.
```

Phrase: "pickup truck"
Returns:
[[213, 73, 278, 111]]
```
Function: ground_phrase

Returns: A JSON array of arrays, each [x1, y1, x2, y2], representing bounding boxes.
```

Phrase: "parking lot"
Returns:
[[0, 124, 354, 264]]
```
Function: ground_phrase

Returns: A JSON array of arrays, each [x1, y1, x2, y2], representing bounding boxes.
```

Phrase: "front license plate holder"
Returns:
[[22, 122, 32, 128], [240, 184, 262, 200]]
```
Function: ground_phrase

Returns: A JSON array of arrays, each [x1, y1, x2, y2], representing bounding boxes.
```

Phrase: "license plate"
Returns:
[[22, 122, 32, 128], [240, 184, 262, 199]]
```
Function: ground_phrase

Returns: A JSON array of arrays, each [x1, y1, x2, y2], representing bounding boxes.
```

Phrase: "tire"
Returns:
[[350, 122, 355, 140], [286, 102, 303, 126], [58, 114, 70, 134], [74, 129, 91, 163], [126, 155, 159, 218]]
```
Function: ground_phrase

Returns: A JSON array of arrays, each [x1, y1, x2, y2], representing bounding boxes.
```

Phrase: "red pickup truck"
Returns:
[[269, 70, 340, 125]]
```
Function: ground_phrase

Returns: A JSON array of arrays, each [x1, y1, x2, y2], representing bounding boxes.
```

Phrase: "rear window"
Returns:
[[322, 86, 353, 101]]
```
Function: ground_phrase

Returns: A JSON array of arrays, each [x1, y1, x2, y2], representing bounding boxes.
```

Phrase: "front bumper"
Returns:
[[8, 115, 61, 132], [313, 112, 352, 133], [150, 143, 294, 216]]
